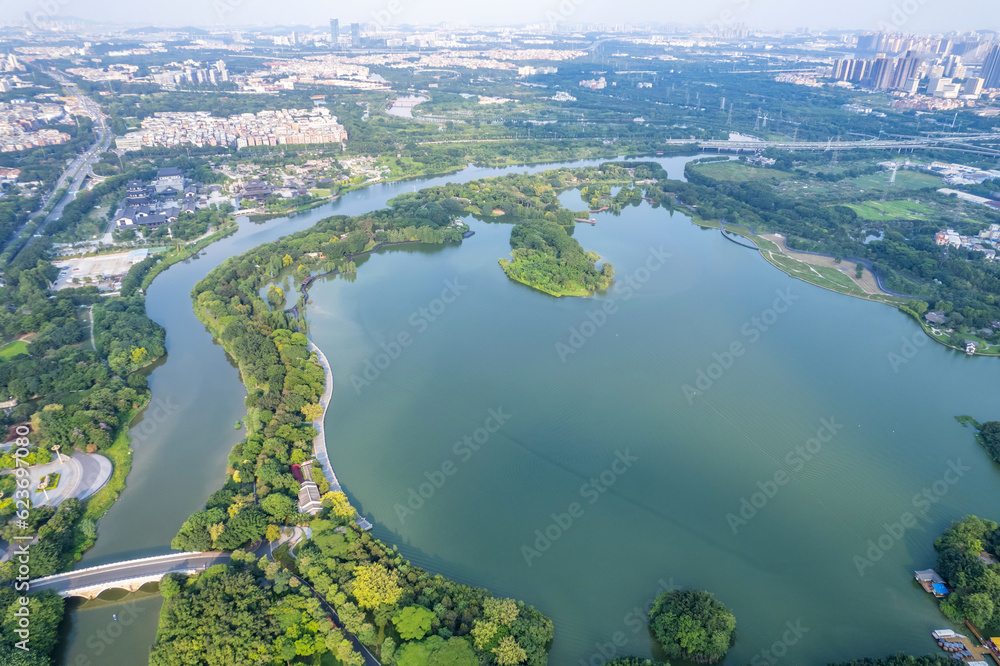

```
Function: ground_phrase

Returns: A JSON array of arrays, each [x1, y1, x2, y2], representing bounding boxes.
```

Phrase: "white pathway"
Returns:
[[307, 341, 372, 530]]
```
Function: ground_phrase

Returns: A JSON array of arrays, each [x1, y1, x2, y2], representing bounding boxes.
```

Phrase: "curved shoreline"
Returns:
[[730, 228, 1000, 358], [306, 340, 372, 531]]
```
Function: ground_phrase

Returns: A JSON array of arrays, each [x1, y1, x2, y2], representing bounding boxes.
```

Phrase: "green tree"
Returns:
[[261, 492, 298, 524], [493, 636, 528, 665], [649, 590, 736, 664], [352, 562, 402, 610], [978, 421, 1000, 462], [393, 605, 435, 640]]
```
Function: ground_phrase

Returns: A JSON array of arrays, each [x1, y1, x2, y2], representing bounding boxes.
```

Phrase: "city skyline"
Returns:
[[3, 0, 1000, 34]]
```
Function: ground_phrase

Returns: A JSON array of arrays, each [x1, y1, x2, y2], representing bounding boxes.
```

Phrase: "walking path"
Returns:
[[88, 305, 97, 351], [307, 341, 372, 530]]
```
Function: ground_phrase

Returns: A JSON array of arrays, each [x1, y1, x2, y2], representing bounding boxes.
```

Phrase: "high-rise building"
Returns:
[[351, 23, 361, 48], [942, 54, 963, 77], [890, 50, 921, 90], [866, 55, 894, 90], [963, 77, 984, 96], [926, 77, 951, 95], [983, 44, 1000, 90], [330, 19, 339, 45], [832, 58, 869, 83]]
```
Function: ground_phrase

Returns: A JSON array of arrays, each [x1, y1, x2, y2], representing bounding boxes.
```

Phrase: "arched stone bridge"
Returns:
[[30, 552, 231, 599]]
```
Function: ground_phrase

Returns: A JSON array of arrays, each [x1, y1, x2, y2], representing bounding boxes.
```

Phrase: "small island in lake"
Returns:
[[499, 217, 614, 297]]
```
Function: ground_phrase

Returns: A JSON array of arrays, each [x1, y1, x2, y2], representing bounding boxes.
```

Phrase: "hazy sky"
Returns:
[[3, 0, 998, 34]]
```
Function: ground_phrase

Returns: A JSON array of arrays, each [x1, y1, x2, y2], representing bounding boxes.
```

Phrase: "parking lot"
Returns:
[[51, 250, 148, 290]]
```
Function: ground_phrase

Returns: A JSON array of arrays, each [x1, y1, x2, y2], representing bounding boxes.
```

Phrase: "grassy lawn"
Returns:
[[691, 161, 788, 183], [308, 188, 332, 198], [763, 250, 869, 297], [273, 543, 298, 572], [847, 170, 942, 191], [140, 226, 238, 290], [844, 199, 933, 221], [0, 340, 28, 360], [83, 406, 139, 522]]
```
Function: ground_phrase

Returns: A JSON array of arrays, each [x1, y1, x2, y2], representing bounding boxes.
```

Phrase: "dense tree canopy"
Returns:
[[934, 515, 1000, 633], [649, 590, 736, 664], [977, 421, 1000, 462], [0, 588, 64, 666], [150, 554, 342, 666]]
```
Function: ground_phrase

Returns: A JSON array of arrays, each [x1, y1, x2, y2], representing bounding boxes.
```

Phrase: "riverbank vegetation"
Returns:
[[829, 656, 955, 665], [648, 589, 736, 664], [151, 553, 348, 665], [974, 421, 1000, 463], [0, 587, 63, 666], [678, 155, 1000, 349], [933, 515, 1000, 634], [0, 254, 166, 588], [92, 295, 166, 374]]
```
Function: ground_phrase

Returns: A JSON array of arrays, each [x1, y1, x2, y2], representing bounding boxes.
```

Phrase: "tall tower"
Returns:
[[983, 44, 1000, 90], [330, 19, 339, 45], [351, 23, 361, 48], [890, 50, 921, 90]]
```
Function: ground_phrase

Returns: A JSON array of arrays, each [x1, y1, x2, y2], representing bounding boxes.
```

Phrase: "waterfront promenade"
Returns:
[[307, 341, 373, 530]]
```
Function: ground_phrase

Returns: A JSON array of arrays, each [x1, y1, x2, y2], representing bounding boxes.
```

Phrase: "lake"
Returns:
[[58, 154, 1000, 665]]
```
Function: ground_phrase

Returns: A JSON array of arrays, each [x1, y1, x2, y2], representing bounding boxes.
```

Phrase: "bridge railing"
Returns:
[[38, 569, 203, 597], [31, 551, 210, 586]]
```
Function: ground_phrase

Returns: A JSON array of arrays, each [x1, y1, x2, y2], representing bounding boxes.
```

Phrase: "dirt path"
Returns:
[[761, 233, 885, 295]]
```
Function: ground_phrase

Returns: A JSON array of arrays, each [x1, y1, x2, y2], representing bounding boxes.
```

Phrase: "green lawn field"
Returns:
[[844, 200, 933, 220], [691, 160, 789, 183], [0, 340, 29, 360]]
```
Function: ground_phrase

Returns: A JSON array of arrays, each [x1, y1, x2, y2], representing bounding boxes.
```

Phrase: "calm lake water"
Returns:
[[385, 95, 428, 119], [58, 154, 1000, 665]]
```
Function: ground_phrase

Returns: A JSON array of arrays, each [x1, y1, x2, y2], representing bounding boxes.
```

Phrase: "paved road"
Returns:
[[30, 551, 231, 595], [1, 70, 111, 257], [662, 133, 1000, 153]]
